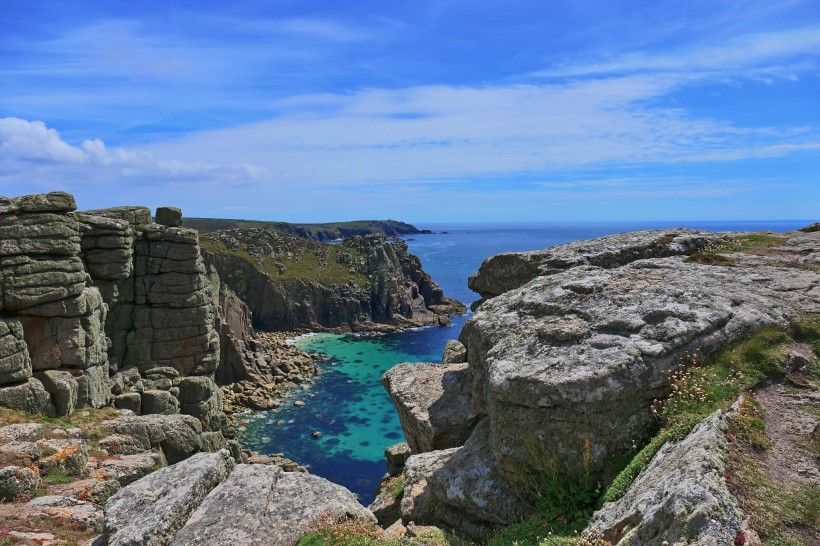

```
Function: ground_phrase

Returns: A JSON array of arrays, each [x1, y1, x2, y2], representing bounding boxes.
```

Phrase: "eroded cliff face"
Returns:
[[0, 193, 227, 434], [202, 229, 464, 332], [383, 228, 820, 538]]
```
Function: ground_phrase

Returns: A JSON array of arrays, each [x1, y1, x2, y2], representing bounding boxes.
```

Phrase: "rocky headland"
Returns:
[[1, 191, 817, 546], [381, 228, 819, 545], [201, 227, 465, 333]]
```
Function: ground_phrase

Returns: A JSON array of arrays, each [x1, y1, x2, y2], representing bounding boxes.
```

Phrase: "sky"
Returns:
[[1, 0, 819, 222]]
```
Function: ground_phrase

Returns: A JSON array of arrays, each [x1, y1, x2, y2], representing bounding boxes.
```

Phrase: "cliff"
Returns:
[[0, 193, 231, 437], [201, 228, 465, 332], [384, 228, 820, 542], [185, 218, 431, 241]]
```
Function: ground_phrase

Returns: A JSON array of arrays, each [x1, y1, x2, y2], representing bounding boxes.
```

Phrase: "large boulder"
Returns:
[[104, 449, 235, 546], [35, 369, 78, 416], [460, 237, 820, 486], [102, 414, 203, 464], [586, 410, 743, 545], [170, 464, 376, 545], [0, 377, 55, 415], [383, 362, 480, 453], [467, 229, 718, 300], [0, 465, 41, 501]]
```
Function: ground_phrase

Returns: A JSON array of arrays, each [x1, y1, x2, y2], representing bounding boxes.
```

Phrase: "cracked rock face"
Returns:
[[586, 410, 742, 545], [171, 464, 375, 546], [382, 362, 480, 453], [460, 231, 819, 483], [385, 229, 819, 534]]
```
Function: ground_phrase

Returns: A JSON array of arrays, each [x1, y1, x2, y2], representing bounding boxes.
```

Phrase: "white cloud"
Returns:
[[0, 117, 266, 181], [144, 76, 819, 188]]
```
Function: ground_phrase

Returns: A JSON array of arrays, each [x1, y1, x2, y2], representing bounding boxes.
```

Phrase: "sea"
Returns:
[[237, 220, 809, 503]]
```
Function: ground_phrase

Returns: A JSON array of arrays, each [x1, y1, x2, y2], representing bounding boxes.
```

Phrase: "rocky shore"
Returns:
[[380, 227, 819, 544], [1, 191, 816, 546]]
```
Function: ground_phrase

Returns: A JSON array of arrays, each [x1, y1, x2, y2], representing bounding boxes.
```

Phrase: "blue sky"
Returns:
[[1, 0, 818, 222]]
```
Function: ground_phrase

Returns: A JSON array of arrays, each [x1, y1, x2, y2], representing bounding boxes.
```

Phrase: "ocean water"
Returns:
[[238, 220, 809, 503]]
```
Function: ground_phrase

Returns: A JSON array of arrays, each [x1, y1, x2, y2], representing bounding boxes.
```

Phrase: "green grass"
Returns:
[[685, 234, 784, 265], [201, 235, 369, 287], [296, 518, 471, 546], [43, 467, 73, 485], [392, 476, 406, 501]]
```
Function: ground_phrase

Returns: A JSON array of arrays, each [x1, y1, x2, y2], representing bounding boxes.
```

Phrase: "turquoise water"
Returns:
[[238, 220, 810, 503]]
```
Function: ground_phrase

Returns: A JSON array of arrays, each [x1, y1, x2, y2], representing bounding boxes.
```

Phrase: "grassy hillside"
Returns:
[[185, 218, 428, 239]]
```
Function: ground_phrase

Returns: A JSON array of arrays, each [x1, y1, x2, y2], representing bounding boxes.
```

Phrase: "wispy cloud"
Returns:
[[530, 27, 820, 79]]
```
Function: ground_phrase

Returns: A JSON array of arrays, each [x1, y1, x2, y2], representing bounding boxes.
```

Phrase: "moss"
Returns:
[[43, 467, 73, 484], [729, 398, 772, 451], [392, 475, 406, 501]]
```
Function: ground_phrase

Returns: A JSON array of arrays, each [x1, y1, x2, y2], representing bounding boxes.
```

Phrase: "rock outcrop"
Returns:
[[202, 229, 464, 332], [103, 452, 375, 546], [0, 191, 230, 443], [382, 362, 479, 453], [384, 228, 820, 535], [585, 409, 743, 545]]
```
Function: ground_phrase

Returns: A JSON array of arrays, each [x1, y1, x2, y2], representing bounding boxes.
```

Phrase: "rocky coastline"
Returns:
[[1, 191, 817, 546]]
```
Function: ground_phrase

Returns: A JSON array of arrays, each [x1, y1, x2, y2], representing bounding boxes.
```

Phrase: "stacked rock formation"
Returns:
[[383, 228, 820, 539], [0, 193, 226, 435]]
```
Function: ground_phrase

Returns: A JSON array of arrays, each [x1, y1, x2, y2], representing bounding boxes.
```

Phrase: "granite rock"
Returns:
[[104, 449, 234, 546], [383, 362, 480, 453], [171, 464, 375, 546]]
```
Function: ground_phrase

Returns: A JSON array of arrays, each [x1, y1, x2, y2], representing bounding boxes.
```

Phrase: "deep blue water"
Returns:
[[238, 220, 810, 503]]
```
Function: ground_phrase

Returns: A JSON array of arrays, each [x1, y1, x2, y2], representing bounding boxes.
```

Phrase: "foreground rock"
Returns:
[[103, 453, 375, 545], [586, 409, 743, 545], [171, 464, 375, 545], [385, 228, 820, 535], [104, 449, 235, 546], [460, 230, 819, 483]]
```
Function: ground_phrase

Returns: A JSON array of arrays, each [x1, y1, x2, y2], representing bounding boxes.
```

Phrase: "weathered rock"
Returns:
[[428, 419, 533, 529], [75, 364, 111, 408], [0, 377, 55, 415], [39, 438, 89, 475], [102, 414, 203, 464], [0, 423, 45, 441], [96, 453, 159, 486], [383, 362, 480, 453], [0, 464, 40, 500], [586, 410, 742, 545], [19, 287, 108, 371], [171, 464, 375, 546], [199, 431, 228, 453], [400, 448, 459, 525], [98, 434, 147, 456], [156, 207, 183, 227], [104, 449, 235, 546], [27, 495, 103, 531], [459, 233, 820, 488], [0, 440, 41, 466], [140, 389, 180, 415], [0, 318, 32, 385], [114, 392, 142, 414], [385, 442, 411, 476], [467, 229, 719, 300], [441, 339, 467, 364], [36, 369, 78, 416]]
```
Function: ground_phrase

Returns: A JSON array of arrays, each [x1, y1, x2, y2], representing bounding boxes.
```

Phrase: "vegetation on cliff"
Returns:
[[201, 227, 464, 332], [187, 218, 430, 240]]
